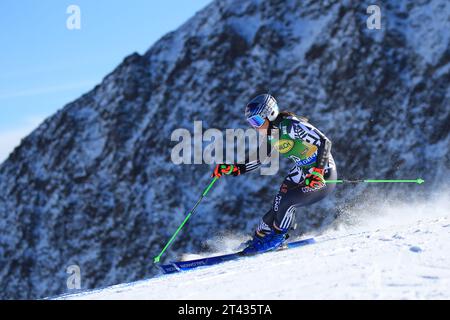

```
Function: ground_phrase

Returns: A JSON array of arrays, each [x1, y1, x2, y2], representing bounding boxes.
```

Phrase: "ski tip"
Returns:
[[417, 178, 424, 185], [153, 256, 160, 264], [158, 263, 179, 274]]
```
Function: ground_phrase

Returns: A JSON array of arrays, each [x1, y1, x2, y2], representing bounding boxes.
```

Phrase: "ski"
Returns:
[[158, 237, 315, 274]]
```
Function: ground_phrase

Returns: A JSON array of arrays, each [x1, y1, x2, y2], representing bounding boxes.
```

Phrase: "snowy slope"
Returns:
[[58, 194, 450, 300]]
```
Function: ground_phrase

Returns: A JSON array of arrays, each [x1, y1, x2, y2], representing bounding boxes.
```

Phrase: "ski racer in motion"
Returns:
[[212, 94, 337, 254]]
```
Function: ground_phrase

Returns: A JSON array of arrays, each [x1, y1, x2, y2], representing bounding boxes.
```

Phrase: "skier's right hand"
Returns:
[[212, 164, 240, 178]]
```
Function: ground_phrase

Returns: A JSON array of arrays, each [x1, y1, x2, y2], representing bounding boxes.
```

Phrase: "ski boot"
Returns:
[[241, 229, 288, 255]]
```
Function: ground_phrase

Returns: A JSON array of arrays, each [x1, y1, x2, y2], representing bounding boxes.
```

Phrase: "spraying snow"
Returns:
[[332, 189, 450, 234]]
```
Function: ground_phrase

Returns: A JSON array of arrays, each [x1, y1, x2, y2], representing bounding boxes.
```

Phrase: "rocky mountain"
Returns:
[[0, 0, 448, 299]]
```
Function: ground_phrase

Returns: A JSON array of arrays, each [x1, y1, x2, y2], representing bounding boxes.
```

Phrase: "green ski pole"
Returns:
[[153, 176, 219, 264], [326, 178, 424, 184]]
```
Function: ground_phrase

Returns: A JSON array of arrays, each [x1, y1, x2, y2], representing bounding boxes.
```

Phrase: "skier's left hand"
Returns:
[[304, 167, 326, 190], [212, 164, 240, 178]]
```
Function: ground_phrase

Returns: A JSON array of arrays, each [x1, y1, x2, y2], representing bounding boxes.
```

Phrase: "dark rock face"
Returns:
[[0, 0, 448, 299]]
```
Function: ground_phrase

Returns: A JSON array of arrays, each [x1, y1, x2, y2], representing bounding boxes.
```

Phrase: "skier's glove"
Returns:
[[212, 164, 240, 178], [304, 167, 326, 190]]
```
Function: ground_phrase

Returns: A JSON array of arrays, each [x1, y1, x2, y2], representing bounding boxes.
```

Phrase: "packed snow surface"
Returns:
[[58, 195, 450, 300]]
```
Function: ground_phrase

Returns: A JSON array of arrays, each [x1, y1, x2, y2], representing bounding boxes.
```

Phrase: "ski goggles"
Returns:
[[247, 114, 266, 128]]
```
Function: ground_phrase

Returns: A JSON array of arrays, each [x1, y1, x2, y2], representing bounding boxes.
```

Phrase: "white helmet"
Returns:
[[245, 94, 279, 127]]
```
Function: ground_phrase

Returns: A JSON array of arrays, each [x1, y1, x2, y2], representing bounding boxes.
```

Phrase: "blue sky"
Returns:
[[0, 0, 211, 162]]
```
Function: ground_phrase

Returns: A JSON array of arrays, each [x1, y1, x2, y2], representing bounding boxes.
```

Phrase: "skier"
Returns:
[[212, 94, 337, 254]]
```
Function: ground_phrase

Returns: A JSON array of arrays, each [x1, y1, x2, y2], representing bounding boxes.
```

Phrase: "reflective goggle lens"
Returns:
[[247, 115, 266, 128]]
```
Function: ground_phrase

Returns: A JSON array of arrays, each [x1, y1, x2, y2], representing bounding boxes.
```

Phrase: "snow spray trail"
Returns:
[[180, 232, 250, 260], [321, 189, 450, 241]]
